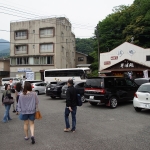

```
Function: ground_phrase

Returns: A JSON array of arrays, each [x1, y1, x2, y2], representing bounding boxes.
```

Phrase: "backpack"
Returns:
[[77, 94, 82, 106]]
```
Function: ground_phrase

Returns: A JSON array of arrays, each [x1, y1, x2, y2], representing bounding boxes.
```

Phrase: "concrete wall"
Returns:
[[76, 52, 87, 65]]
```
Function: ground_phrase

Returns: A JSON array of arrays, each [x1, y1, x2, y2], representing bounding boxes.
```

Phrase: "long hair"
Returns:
[[5, 84, 10, 90], [16, 82, 22, 92], [23, 81, 32, 95]]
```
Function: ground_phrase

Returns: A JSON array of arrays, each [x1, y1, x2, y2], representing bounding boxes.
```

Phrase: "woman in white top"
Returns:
[[15, 82, 23, 115]]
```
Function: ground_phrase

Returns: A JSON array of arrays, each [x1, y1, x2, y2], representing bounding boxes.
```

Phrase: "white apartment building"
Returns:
[[100, 42, 150, 78], [10, 17, 76, 80]]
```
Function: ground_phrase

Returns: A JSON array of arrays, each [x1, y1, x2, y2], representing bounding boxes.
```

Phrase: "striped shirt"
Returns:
[[18, 92, 39, 114]]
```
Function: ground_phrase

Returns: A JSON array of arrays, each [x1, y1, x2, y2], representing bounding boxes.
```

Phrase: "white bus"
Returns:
[[44, 68, 90, 83]]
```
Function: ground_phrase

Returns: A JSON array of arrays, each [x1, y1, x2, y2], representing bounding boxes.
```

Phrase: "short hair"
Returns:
[[16, 82, 22, 92], [23, 81, 32, 95], [5, 84, 10, 90], [67, 79, 73, 85]]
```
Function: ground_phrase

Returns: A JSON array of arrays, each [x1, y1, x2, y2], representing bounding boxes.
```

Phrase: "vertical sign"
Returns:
[[26, 72, 34, 80], [143, 70, 148, 78]]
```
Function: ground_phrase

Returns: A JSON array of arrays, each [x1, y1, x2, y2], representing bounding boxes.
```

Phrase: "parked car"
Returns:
[[134, 78, 150, 86], [133, 83, 150, 112], [84, 77, 139, 108], [61, 80, 86, 102], [31, 82, 47, 95], [22, 80, 43, 87], [1, 77, 21, 86], [46, 81, 67, 98]]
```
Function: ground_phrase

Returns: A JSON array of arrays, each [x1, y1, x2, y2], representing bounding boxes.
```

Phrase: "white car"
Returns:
[[133, 83, 150, 112]]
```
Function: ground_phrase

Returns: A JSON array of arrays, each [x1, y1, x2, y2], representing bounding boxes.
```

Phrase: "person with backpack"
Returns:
[[2, 84, 13, 123], [15, 82, 23, 115], [64, 79, 78, 133]]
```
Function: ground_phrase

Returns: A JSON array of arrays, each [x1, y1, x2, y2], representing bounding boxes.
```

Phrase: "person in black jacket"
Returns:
[[2, 84, 13, 123], [64, 79, 77, 133]]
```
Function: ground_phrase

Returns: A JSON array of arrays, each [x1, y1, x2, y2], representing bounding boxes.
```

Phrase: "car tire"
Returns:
[[90, 102, 98, 106], [134, 107, 142, 112], [51, 96, 56, 99], [110, 97, 118, 108], [35, 90, 39, 95], [81, 95, 86, 103]]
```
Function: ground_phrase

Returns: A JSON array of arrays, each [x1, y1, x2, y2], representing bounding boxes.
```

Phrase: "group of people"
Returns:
[[1, 78, 79, 144], [1, 80, 39, 144]]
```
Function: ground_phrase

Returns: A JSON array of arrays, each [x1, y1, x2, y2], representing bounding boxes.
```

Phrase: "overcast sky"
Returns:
[[0, 0, 134, 41]]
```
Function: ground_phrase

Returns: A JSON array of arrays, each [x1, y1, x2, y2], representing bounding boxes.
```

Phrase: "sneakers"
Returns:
[[31, 136, 35, 144], [12, 110, 16, 113], [24, 137, 29, 140], [64, 128, 71, 132]]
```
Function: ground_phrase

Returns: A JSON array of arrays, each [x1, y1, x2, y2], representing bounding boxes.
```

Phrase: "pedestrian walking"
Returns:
[[15, 82, 23, 115], [2, 84, 13, 123], [18, 81, 39, 144], [64, 79, 77, 133], [8, 79, 16, 113]]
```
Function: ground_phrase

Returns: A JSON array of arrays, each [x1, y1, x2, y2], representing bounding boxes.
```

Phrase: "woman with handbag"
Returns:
[[18, 81, 39, 144], [2, 84, 13, 123]]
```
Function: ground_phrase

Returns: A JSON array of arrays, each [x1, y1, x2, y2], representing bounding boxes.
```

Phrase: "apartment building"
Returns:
[[10, 17, 76, 80]]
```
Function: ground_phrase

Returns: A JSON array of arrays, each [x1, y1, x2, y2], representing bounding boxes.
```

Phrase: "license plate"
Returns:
[[48, 88, 50, 90], [143, 104, 150, 109], [89, 96, 94, 99]]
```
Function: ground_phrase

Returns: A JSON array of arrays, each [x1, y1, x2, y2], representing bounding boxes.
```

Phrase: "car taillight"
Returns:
[[32, 85, 34, 88], [134, 93, 138, 98], [99, 89, 105, 94]]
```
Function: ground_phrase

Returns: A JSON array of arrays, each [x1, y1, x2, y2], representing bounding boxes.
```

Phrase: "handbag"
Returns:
[[3, 90, 14, 105], [35, 111, 42, 119]]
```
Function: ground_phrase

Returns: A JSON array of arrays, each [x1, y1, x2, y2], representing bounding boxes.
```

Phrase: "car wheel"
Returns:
[[90, 102, 98, 106], [35, 90, 39, 95], [134, 107, 142, 112], [51, 96, 56, 99], [110, 97, 118, 108], [81, 95, 86, 103]]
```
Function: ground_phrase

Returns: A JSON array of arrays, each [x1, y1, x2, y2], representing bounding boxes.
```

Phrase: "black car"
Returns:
[[46, 81, 67, 98], [84, 77, 139, 108], [61, 81, 86, 102]]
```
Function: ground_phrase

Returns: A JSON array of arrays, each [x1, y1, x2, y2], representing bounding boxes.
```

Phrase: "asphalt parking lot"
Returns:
[[1, 92, 150, 150]]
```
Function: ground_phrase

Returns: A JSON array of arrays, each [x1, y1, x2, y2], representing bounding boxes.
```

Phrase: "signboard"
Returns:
[[18, 68, 32, 72], [26, 72, 34, 80], [120, 62, 134, 68], [143, 70, 148, 78], [111, 56, 118, 60], [104, 61, 111, 65]]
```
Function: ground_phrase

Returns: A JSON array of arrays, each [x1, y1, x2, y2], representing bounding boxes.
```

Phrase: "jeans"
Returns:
[[65, 106, 77, 131], [3, 104, 11, 122]]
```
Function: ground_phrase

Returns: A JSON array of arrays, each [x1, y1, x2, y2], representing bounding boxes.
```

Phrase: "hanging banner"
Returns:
[[26, 72, 34, 80], [143, 70, 148, 78]]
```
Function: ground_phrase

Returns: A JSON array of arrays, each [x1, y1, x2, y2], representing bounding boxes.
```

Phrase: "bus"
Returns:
[[44, 68, 90, 83]]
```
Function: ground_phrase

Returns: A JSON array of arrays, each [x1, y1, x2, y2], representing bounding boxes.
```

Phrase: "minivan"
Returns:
[[84, 77, 139, 108]]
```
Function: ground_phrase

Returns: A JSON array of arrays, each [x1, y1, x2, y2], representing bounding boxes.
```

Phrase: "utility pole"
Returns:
[[96, 24, 100, 75]]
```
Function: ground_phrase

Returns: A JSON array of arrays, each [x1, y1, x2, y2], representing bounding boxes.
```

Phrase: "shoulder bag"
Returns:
[[3, 91, 14, 105]]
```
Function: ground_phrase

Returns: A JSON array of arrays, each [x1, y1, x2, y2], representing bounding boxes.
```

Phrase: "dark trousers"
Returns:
[[64, 106, 77, 131]]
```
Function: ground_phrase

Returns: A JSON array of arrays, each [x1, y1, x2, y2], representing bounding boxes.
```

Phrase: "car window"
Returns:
[[104, 79, 114, 88], [138, 84, 150, 93], [115, 79, 126, 86], [125, 79, 137, 87], [85, 79, 104, 88], [2, 78, 10, 81], [77, 83, 84, 88]]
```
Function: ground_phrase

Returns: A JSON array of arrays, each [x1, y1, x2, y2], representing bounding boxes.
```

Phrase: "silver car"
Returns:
[[31, 82, 47, 95]]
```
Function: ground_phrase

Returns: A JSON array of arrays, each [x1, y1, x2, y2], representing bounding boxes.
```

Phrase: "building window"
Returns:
[[146, 55, 150, 61], [15, 30, 27, 39], [66, 52, 68, 57], [78, 57, 84, 61], [15, 45, 27, 54], [66, 39, 68, 43], [61, 46, 64, 52], [34, 57, 39, 64], [72, 52, 74, 56], [11, 58, 16, 65], [40, 56, 54, 64], [16, 57, 29, 65], [40, 43, 54, 53], [40, 28, 54, 37]]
